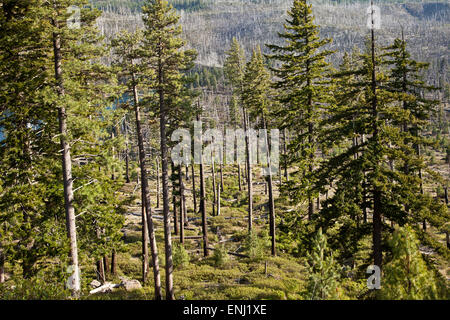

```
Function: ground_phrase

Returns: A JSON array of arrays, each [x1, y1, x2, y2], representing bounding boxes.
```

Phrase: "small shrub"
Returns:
[[212, 244, 229, 267], [243, 230, 270, 260], [173, 242, 190, 268], [0, 275, 70, 300]]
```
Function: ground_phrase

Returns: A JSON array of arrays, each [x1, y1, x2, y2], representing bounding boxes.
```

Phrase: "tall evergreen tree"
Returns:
[[382, 36, 447, 231], [380, 226, 439, 300], [305, 228, 341, 300], [266, 0, 333, 221], [315, 33, 447, 271], [0, 0, 64, 281], [141, 0, 196, 300], [111, 29, 162, 299], [242, 47, 277, 255]]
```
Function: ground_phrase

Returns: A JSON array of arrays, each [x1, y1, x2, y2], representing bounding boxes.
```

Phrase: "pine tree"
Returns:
[[0, 0, 64, 281], [224, 37, 246, 93], [315, 31, 447, 271], [242, 47, 277, 255], [111, 29, 162, 299], [305, 228, 341, 300], [224, 38, 253, 228], [380, 226, 438, 300], [382, 36, 447, 231], [266, 0, 333, 221], [1, 1, 128, 296], [141, 0, 196, 300]]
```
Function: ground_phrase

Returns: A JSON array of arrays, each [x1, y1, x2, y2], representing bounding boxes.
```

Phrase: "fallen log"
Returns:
[[89, 282, 120, 295], [184, 236, 203, 240], [206, 247, 249, 258]]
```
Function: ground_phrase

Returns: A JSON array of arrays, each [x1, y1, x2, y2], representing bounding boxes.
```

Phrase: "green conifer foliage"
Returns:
[[380, 226, 438, 300], [140, 0, 197, 300], [266, 0, 334, 220], [305, 228, 341, 300]]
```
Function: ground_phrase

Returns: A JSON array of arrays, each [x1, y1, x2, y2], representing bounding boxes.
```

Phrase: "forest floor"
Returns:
[[87, 167, 319, 300], [85, 150, 449, 299]]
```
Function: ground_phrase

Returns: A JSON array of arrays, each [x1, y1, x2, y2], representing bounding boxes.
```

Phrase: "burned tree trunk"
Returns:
[[111, 249, 117, 276], [191, 163, 197, 213], [179, 165, 185, 244], [198, 114, 209, 257], [0, 251, 5, 283], [156, 157, 160, 208], [211, 150, 217, 216], [171, 163, 178, 236], [243, 109, 253, 231]]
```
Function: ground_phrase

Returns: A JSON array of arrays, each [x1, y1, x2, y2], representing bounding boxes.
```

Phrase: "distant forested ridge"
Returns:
[[91, 0, 210, 12], [95, 0, 448, 94]]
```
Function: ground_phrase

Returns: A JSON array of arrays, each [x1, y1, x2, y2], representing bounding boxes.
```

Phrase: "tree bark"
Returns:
[[111, 249, 117, 276], [217, 171, 221, 216], [444, 186, 448, 205], [237, 164, 242, 191], [140, 187, 149, 282], [96, 258, 106, 283], [158, 61, 175, 300], [370, 10, 382, 269], [198, 115, 209, 257], [172, 163, 178, 236], [0, 251, 5, 283], [220, 162, 224, 192], [103, 255, 109, 275], [283, 128, 289, 181], [243, 109, 253, 232], [156, 157, 160, 208], [191, 163, 197, 213], [211, 150, 217, 216], [52, 19, 80, 297], [263, 118, 276, 256], [179, 165, 185, 244], [132, 71, 162, 299], [124, 117, 130, 183]]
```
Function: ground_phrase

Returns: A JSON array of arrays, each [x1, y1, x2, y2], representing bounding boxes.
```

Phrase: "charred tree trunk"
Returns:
[[220, 157, 224, 192], [140, 187, 149, 283], [111, 249, 117, 276], [156, 157, 160, 208], [124, 117, 130, 183], [263, 118, 276, 256], [103, 255, 109, 275], [283, 128, 289, 182], [172, 163, 178, 236], [217, 172, 221, 216], [0, 251, 5, 283], [243, 109, 253, 232], [444, 186, 448, 205], [198, 115, 209, 257], [191, 163, 197, 213], [211, 151, 217, 217], [237, 164, 242, 191], [96, 258, 106, 283], [179, 165, 185, 244]]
